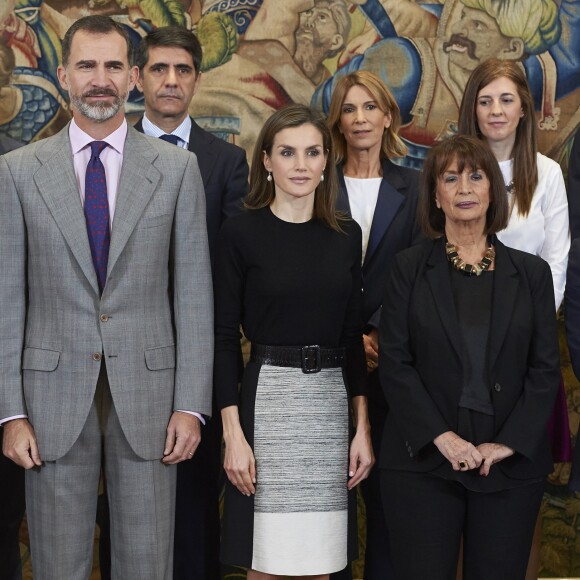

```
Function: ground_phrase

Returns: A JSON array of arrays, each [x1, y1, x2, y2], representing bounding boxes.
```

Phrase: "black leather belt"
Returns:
[[250, 344, 345, 374]]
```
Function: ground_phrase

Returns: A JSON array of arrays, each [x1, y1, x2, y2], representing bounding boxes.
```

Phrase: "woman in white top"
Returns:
[[458, 58, 569, 310], [458, 58, 571, 580], [326, 70, 422, 580]]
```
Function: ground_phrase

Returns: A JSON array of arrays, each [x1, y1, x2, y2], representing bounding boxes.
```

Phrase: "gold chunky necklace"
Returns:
[[445, 241, 495, 276]]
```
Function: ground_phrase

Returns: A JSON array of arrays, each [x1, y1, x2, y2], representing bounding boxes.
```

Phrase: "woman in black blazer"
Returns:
[[326, 70, 422, 580], [378, 135, 559, 580]]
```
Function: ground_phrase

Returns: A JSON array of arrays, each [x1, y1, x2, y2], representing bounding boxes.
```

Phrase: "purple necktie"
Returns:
[[84, 141, 110, 293]]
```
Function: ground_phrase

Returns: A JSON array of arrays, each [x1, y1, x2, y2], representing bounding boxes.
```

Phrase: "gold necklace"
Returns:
[[445, 241, 495, 276]]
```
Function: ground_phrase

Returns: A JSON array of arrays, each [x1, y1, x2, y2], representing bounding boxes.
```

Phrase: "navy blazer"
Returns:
[[567, 132, 580, 240], [0, 136, 24, 155], [379, 238, 559, 480], [337, 158, 422, 329], [134, 117, 249, 259]]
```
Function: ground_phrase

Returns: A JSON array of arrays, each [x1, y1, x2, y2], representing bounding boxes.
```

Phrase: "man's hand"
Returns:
[[162, 412, 202, 464], [2, 418, 41, 469]]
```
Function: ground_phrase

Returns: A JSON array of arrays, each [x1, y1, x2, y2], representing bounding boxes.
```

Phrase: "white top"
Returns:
[[344, 176, 382, 263], [496, 152, 570, 309]]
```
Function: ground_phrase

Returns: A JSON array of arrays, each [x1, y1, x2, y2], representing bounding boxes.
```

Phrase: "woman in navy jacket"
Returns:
[[326, 70, 422, 580]]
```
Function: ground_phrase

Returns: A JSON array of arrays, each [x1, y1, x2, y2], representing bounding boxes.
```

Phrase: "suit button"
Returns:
[[494, 383, 501, 392], [409, 452, 414, 458], [100, 314, 109, 322], [92, 352, 102, 362]]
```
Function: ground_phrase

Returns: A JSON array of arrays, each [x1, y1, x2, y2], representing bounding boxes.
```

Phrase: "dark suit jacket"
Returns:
[[337, 158, 422, 329], [0, 136, 24, 155], [378, 238, 559, 481], [565, 238, 580, 489], [134, 117, 249, 259], [567, 131, 580, 240], [566, 238, 580, 377]]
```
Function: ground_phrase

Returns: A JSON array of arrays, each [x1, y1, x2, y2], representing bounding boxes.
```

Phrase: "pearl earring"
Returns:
[[320, 173, 325, 182], [267, 172, 272, 182]]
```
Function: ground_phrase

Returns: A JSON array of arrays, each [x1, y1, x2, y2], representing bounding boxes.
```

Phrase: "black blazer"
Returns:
[[134, 117, 249, 259], [378, 238, 559, 480], [337, 158, 422, 328], [566, 131, 580, 240]]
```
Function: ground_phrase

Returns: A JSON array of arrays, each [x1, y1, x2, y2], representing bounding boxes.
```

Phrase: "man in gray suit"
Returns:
[[0, 135, 26, 580], [0, 15, 213, 580]]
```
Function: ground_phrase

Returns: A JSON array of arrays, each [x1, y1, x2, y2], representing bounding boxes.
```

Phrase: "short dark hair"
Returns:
[[136, 27, 202, 74], [418, 135, 509, 238], [246, 104, 343, 232], [62, 15, 134, 67]]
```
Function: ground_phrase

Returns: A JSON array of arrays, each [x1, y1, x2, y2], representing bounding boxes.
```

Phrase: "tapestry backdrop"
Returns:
[[2, 1, 580, 577]]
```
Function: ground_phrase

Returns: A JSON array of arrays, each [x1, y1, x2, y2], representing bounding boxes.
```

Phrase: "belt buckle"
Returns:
[[301, 345, 321, 374]]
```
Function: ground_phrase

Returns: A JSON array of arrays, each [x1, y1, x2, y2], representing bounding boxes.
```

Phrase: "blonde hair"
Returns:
[[327, 70, 407, 165]]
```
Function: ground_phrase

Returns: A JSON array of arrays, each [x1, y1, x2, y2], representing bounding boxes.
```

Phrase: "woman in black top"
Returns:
[[379, 135, 559, 580], [214, 104, 373, 579]]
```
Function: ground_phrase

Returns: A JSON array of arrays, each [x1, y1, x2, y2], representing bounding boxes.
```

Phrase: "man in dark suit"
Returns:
[[1, 16, 213, 579], [134, 27, 249, 580], [0, 135, 26, 580]]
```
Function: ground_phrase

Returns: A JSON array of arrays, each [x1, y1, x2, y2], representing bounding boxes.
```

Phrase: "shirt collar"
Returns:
[[69, 118, 128, 155], [141, 113, 191, 148]]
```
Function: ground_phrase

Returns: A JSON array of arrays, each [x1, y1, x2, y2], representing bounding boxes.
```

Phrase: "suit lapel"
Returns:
[[425, 239, 465, 361], [33, 126, 100, 295], [187, 119, 215, 187], [364, 159, 410, 268], [107, 127, 161, 278], [336, 160, 406, 267], [488, 240, 519, 370]]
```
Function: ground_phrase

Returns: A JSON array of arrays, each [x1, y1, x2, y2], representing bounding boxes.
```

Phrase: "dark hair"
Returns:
[[136, 26, 202, 74], [327, 70, 407, 163], [62, 15, 134, 67], [457, 59, 537, 217], [418, 135, 509, 238], [246, 104, 343, 232]]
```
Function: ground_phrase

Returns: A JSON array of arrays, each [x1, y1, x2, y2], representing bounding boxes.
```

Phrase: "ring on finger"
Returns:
[[458, 459, 468, 469]]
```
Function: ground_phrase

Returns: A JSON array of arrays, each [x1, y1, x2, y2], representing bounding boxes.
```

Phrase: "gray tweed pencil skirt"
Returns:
[[250, 365, 349, 575]]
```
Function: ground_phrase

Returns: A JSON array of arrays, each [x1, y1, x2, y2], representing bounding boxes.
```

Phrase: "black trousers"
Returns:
[[331, 371, 394, 580], [172, 409, 222, 580], [381, 469, 545, 580], [0, 428, 25, 580]]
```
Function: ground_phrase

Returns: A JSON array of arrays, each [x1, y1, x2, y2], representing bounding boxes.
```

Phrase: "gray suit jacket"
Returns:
[[0, 124, 213, 461]]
